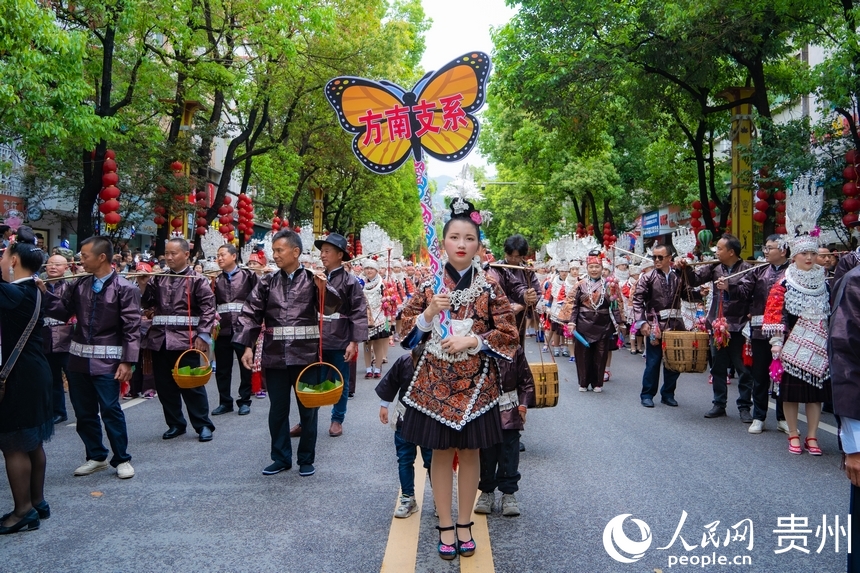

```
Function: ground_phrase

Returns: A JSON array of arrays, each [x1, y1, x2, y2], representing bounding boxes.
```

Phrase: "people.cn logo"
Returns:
[[603, 514, 653, 563]]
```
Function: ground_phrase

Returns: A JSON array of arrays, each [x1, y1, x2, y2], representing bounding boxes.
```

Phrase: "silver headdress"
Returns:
[[442, 165, 484, 215], [785, 172, 824, 253]]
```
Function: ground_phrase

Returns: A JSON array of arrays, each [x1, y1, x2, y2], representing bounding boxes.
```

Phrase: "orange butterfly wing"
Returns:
[[414, 52, 490, 162], [325, 77, 413, 174]]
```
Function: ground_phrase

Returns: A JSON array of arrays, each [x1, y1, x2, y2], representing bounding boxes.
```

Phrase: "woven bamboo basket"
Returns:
[[529, 362, 559, 408], [295, 362, 345, 408], [662, 331, 711, 373], [173, 349, 212, 389]]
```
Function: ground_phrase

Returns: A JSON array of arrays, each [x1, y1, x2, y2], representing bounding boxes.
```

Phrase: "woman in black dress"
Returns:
[[0, 227, 53, 534]]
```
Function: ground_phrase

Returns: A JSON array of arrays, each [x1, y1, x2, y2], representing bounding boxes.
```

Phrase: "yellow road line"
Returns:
[[460, 491, 495, 573], [380, 455, 427, 573]]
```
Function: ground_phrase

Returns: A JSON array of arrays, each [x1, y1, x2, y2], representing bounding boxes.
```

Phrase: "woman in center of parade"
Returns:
[[399, 199, 518, 561], [568, 251, 623, 392]]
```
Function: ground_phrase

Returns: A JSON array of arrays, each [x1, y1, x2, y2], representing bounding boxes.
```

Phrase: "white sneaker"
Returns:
[[777, 420, 789, 434], [748, 419, 764, 434], [116, 461, 135, 479], [593, 387, 603, 393], [74, 459, 109, 476], [474, 491, 494, 514], [578, 387, 587, 392], [394, 495, 417, 518]]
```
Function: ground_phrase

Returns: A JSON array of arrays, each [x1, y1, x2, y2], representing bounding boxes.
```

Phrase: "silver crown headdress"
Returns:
[[785, 172, 824, 253], [442, 165, 484, 215]]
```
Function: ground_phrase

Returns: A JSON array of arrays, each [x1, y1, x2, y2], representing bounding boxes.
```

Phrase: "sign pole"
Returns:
[[414, 159, 451, 337]]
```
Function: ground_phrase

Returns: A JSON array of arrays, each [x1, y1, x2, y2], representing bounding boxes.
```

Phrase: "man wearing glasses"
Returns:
[[632, 244, 685, 408], [737, 235, 790, 434], [680, 235, 754, 421]]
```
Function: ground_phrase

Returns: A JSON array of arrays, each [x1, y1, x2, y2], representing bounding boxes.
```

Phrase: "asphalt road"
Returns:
[[0, 340, 849, 573]]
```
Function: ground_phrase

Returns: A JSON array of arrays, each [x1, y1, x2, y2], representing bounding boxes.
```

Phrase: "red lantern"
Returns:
[[223, 196, 232, 205], [103, 212, 121, 225], [170, 161, 184, 172], [156, 186, 168, 194], [725, 219, 732, 227], [843, 213, 859, 227], [754, 200, 769, 212], [217, 206, 229, 216], [98, 202, 113, 214], [844, 198, 860, 213], [154, 205, 167, 216], [195, 191, 207, 202], [776, 225, 788, 234], [708, 200, 716, 210], [775, 203, 786, 213], [196, 200, 207, 209], [105, 149, 116, 160], [102, 198, 120, 212], [102, 172, 119, 187], [690, 210, 702, 219], [219, 215, 231, 225], [844, 182, 859, 197], [102, 159, 117, 173], [225, 205, 234, 214], [691, 200, 702, 210], [755, 190, 769, 200], [775, 214, 786, 224], [844, 166, 858, 181], [846, 149, 858, 165], [773, 191, 786, 201], [171, 217, 183, 229], [154, 215, 166, 227], [196, 217, 208, 227], [753, 211, 767, 224], [195, 226, 207, 236], [690, 219, 702, 229]]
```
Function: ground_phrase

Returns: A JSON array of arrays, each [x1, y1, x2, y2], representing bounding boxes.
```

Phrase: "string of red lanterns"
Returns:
[[97, 150, 122, 229], [602, 221, 616, 247], [842, 149, 860, 228], [218, 196, 235, 242], [237, 194, 254, 242]]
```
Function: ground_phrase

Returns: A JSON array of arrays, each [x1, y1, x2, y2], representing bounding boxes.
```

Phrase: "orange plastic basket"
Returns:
[[295, 362, 344, 408]]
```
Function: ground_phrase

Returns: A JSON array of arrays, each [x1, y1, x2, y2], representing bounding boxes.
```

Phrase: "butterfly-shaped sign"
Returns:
[[325, 52, 491, 174]]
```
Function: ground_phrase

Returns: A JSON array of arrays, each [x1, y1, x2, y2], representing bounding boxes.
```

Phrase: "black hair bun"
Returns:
[[15, 226, 37, 245], [448, 198, 483, 225]]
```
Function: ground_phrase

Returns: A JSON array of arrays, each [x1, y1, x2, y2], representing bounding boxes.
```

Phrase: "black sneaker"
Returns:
[[738, 409, 754, 423], [262, 462, 291, 476], [299, 464, 315, 477]]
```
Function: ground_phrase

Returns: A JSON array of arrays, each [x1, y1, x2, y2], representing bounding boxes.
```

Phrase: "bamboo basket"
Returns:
[[295, 362, 345, 408], [172, 349, 212, 388], [662, 331, 711, 373], [529, 362, 559, 408]]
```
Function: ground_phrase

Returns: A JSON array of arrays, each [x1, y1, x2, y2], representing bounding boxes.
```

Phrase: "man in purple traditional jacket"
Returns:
[[211, 244, 258, 416], [235, 229, 341, 477], [828, 264, 860, 573], [42, 254, 74, 424], [139, 238, 216, 443], [39, 236, 140, 479]]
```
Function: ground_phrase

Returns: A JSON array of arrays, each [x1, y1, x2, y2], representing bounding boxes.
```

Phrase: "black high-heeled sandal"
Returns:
[[436, 525, 457, 560], [456, 521, 476, 557]]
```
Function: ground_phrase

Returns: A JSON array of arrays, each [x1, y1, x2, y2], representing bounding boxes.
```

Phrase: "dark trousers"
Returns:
[[479, 428, 521, 494], [265, 367, 318, 466], [574, 338, 609, 389], [348, 360, 357, 395], [129, 351, 156, 396], [710, 335, 753, 411], [325, 349, 350, 424], [640, 342, 679, 401], [395, 429, 432, 497], [750, 339, 782, 421], [66, 371, 131, 467], [214, 337, 252, 408], [152, 347, 214, 433], [46, 352, 69, 418], [850, 485, 860, 573]]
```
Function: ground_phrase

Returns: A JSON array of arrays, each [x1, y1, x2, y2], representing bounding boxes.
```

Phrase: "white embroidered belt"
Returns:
[[319, 312, 342, 322], [659, 309, 682, 320], [153, 315, 200, 326], [216, 303, 244, 314], [43, 318, 66, 327], [498, 390, 520, 412], [750, 315, 764, 327], [267, 325, 320, 340], [70, 342, 123, 359]]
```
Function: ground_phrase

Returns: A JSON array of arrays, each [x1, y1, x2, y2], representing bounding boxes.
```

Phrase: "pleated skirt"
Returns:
[[401, 405, 503, 451]]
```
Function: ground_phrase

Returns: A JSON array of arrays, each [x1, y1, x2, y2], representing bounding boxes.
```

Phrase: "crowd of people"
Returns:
[[2, 198, 860, 567]]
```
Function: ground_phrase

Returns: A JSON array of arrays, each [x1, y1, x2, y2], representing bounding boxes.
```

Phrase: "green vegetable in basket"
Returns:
[[298, 380, 342, 393], [177, 366, 192, 375]]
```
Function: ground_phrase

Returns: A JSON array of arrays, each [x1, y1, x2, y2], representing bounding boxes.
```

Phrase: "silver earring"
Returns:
[[9, 267, 13, 280]]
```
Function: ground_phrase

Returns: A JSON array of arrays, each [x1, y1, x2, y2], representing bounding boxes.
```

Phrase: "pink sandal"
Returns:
[[804, 437, 822, 456], [788, 435, 802, 455]]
